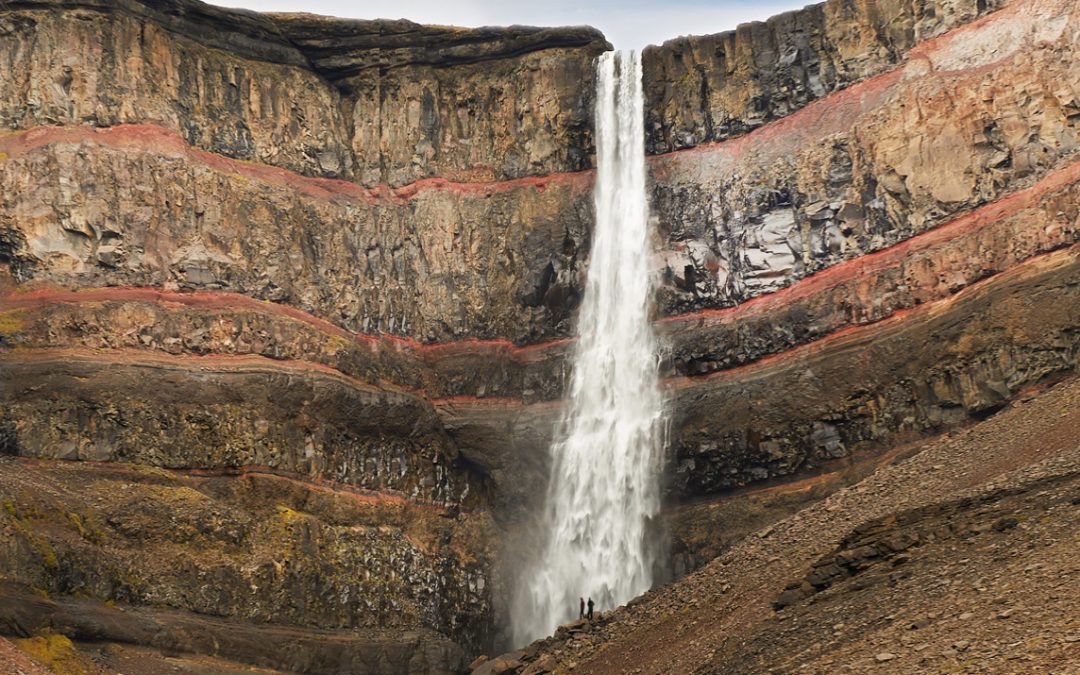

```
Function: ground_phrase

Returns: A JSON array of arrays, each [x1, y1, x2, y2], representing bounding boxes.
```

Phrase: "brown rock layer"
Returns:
[[0, 458, 493, 671], [0, 124, 593, 343], [0, 349, 475, 505], [649, 0, 1080, 316], [1, 0, 609, 184], [642, 0, 1013, 153], [660, 157, 1080, 376], [667, 246, 1080, 494]]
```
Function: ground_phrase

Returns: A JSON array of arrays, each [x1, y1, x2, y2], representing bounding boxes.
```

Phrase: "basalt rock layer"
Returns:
[[649, 0, 1080, 313], [2, 0, 1080, 670], [642, 0, 1013, 153], [0, 0, 607, 343], [0, 458, 493, 673], [0, 0, 606, 667]]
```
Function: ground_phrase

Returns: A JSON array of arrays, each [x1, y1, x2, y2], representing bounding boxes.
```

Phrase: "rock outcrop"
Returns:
[[0, 459, 491, 673], [649, 0, 1078, 313], [642, 0, 1012, 153], [640, 0, 1080, 570], [0, 0, 606, 343]]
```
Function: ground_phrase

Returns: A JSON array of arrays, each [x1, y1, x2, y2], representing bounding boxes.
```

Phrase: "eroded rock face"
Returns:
[[659, 162, 1080, 378], [0, 459, 493, 672], [0, 126, 593, 343], [641, 0, 1012, 154], [648, 0, 1080, 315], [0, 2, 351, 179], [668, 248, 1080, 495], [0, 352, 472, 503], [3, 0, 1080, 667], [634, 0, 1080, 503], [0, 0, 608, 665], [0, 1, 608, 184], [0, 0, 605, 344]]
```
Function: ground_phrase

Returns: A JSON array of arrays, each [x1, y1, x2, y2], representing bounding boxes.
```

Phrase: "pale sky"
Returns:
[[207, 0, 813, 51]]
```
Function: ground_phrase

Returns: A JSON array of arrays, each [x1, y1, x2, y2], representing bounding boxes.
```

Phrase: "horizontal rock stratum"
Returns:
[[1, 0, 1078, 671]]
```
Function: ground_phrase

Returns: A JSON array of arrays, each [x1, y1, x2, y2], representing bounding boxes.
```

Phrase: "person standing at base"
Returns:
[[587, 597, 594, 620], [579, 597, 585, 619]]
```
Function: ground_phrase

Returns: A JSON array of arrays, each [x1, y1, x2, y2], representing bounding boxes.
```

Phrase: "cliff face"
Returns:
[[0, 1, 605, 343], [642, 0, 1013, 153], [443, 0, 1080, 565], [645, 0, 1080, 569], [0, 0, 607, 668], [2, 0, 1079, 670]]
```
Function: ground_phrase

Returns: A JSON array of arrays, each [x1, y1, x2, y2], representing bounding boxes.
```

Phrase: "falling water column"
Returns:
[[512, 50, 665, 645]]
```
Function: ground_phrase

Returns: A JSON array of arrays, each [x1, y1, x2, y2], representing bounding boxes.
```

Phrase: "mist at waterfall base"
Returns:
[[511, 50, 666, 646]]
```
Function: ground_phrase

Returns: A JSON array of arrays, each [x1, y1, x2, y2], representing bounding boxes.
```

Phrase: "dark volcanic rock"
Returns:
[[0, 458, 495, 669], [667, 248, 1080, 496], [641, 0, 1010, 154], [273, 15, 609, 80]]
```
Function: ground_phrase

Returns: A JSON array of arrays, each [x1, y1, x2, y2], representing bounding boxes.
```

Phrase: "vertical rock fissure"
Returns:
[[512, 50, 665, 645]]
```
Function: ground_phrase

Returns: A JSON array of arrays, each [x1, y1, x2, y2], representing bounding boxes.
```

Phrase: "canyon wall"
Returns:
[[0, 0, 607, 668], [645, 0, 1080, 569], [2, 0, 1080, 669]]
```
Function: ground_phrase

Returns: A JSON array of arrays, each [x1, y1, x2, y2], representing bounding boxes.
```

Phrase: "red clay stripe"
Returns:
[[647, 0, 1039, 172], [0, 124, 594, 205], [6, 156, 1079, 361], [663, 245, 1080, 391], [657, 159, 1080, 331], [8, 244, 1071, 411]]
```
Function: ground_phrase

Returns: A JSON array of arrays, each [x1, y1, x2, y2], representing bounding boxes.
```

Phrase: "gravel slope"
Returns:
[[506, 375, 1080, 674]]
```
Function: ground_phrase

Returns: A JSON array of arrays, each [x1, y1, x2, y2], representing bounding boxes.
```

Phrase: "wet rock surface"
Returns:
[[425, 246, 1080, 505]]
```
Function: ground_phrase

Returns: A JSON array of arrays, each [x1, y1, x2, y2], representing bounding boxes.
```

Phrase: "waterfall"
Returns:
[[512, 50, 664, 645]]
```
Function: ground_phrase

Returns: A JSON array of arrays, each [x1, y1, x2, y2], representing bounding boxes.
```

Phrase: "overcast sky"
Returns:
[[207, 0, 813, 50]]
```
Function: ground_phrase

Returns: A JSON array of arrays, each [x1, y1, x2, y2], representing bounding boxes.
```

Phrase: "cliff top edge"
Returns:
[[12, 0, 611, 79]]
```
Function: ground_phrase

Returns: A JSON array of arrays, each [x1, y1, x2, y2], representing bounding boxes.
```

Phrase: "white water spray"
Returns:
[[513, 50, 664, 645]]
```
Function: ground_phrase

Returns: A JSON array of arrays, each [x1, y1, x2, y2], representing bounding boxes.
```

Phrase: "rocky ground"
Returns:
[[0, 636, 50, 675], [484, 374, 1080, 674], [0, 633, 278, 675]]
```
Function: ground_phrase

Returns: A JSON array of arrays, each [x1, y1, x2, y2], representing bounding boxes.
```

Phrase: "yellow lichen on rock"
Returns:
[[14, 633, 89, 675]]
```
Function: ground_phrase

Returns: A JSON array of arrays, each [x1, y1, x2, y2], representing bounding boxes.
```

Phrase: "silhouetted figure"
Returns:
[[587, 597, 594, 620], [579, 597, 585, 619]]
